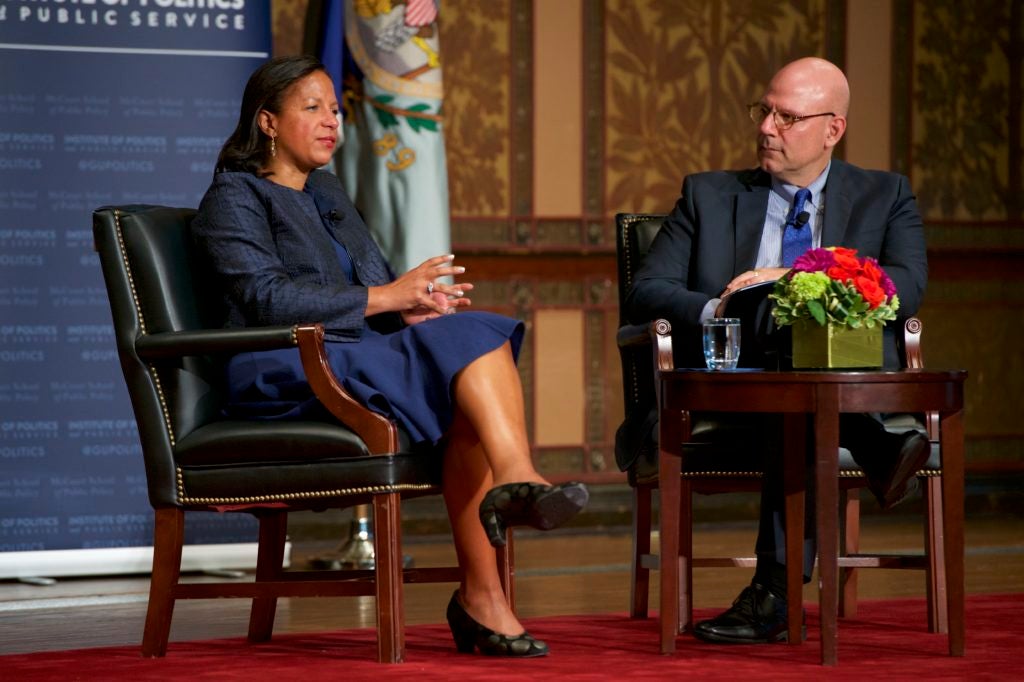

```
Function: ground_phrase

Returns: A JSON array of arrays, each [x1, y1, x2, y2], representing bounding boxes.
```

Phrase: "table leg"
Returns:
[[940, 408, 966, 656], [783, 413, 806, 646], [814, 386, 840, 666]]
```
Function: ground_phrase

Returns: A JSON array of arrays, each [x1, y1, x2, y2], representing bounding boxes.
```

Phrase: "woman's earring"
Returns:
[[270, 136, 276, 157]]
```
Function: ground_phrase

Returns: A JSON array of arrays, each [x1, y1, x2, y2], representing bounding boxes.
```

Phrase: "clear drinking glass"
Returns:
[[702, 318, 741, 370]]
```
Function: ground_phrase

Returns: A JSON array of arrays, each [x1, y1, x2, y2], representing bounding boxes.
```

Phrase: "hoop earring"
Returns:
[[270, 136, 276, 157]]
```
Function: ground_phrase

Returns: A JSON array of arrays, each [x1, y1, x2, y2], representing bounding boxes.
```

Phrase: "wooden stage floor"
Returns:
[[1, 514, 1021, 656]]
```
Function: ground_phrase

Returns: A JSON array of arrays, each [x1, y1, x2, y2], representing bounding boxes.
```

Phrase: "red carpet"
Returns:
[[3, 595, 1017, 680]]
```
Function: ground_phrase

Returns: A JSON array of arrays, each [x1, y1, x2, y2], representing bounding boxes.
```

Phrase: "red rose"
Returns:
[[854, 276, 885, 308], [831, 248, 861, 273], [827, 265, 857, 283], [861, 259, 883, 284]]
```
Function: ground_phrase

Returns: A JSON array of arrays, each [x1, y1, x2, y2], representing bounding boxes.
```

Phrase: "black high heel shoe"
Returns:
[[478, 481, 589, 547], [446, 590, 549, 657]]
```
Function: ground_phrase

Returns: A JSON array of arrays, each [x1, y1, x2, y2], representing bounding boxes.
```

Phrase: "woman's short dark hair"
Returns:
[[215, 55, 327, 176]]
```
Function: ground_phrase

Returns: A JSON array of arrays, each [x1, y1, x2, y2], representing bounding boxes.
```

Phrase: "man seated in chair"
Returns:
[[624, 57, 929, 645]]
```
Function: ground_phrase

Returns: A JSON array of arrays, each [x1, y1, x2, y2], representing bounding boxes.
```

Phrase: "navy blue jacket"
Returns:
[[627, 159, 928, 369], [191, 169, 403, 342]]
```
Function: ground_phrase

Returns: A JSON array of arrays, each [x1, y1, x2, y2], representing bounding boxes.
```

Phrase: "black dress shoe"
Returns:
[[694, 582, 804, 644], [478, 481, 589, 547], [863, 430, 931, 510], [446, 590, 549, 657]]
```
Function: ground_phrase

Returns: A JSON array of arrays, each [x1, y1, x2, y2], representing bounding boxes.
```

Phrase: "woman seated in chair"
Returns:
[[191, 55, 588, 658]]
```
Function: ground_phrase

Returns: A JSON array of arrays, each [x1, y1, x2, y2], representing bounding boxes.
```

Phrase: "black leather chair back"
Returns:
[[614, 213, 666, 477], [94, 206, 225, 503], [92, 208, 468, 664], [94, 205, 439, 512], [615, 213, 665, 329]]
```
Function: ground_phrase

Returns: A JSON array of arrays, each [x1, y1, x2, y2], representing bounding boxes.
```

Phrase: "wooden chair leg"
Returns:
[[679, 478, 695, 635], [839, 487, 860, 618], [142, 508, 185, 657], [924, 475, 948, 633], [630, 484, 652, 619], [373, 492, 405, 663], [248, 512, 288, 642]]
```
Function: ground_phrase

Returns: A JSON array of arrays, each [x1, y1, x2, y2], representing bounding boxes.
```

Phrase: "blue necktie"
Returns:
[[781, 188, 813, 266]]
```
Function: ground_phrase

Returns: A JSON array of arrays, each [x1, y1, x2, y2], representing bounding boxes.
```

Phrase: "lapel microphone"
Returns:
[[795, 211, 810, 227], [326, 209, 343, 222]]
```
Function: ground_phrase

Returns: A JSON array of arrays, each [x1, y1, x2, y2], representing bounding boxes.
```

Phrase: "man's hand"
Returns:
[[714, 267, 788, 316], [721, 267, 788, 296]]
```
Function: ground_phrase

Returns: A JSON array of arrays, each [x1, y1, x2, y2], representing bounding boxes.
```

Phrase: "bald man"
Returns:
[[623, 58, 929, 645]]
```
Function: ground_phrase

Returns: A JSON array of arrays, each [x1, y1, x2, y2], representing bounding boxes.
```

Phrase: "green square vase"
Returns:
[[791, 319, 883, 369]]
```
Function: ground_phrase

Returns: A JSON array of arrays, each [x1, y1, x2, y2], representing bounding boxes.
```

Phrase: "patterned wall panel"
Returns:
[[910, 0, 1017, 222], [277, 2, 1024, 484], [441, 1, 513, 221], [272, 0, 308, 57], [603, 0, 831, 215], [898, 0, 1024, 471]]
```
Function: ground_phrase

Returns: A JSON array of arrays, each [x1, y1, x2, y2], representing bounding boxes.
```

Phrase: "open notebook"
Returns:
[[717, 280, 786, 368]]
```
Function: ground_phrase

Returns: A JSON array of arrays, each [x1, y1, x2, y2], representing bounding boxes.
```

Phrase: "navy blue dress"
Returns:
[[220, 190, 524, 446]]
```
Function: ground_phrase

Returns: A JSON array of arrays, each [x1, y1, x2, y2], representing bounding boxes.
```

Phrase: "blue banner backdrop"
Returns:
[[0, 2, 270, 568]]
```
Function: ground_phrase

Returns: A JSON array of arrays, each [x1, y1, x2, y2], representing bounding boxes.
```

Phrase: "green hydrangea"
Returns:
[[786, 272, 830, 301]]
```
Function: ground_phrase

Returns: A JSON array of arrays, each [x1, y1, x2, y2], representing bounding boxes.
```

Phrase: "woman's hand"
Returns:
[[367, 254, 474, 318], [401, 290, 472, 325]]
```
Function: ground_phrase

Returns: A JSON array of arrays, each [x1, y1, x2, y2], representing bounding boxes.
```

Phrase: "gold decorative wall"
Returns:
[[603, 0, 831, 213], [909, 1, 1015, 222], [271, 0, 307, 57], [436, 0, 841, 482], [896, 0, 1024, 472], [270, 0, 1024, 479], [442, 1, 513, 220]]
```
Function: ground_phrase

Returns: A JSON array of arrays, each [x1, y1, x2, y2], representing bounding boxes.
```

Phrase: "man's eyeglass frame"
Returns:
[[748, 103, 835, 131]]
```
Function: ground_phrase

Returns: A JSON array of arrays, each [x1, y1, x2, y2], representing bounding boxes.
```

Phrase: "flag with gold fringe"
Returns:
[[319, 0, 449, 275]]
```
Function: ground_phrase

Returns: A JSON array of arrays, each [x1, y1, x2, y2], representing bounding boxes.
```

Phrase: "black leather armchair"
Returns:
[[93, 205, 512, 663], [614, 212, 948, 633]]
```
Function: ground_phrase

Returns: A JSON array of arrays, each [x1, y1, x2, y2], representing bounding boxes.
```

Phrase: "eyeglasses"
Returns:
[[748, 103, 834, 130]]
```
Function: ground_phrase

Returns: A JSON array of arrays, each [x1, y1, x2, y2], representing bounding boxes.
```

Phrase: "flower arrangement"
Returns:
[[769, 247, 900, 329]]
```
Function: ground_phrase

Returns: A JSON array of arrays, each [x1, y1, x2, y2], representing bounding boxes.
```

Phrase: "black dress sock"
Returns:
[[754, 562, 789, 598]]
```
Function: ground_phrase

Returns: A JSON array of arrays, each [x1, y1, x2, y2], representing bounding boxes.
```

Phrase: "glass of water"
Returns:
[[702, 318, 741, 370]]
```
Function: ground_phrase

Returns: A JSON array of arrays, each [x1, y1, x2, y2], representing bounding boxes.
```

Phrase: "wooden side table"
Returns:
[[657, 369, 967, 665]]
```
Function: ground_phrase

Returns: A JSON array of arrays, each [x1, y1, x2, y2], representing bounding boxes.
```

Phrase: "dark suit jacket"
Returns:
[[191, 169, 403, 342], [616, 159, 928, 472], [626, 159, 928, 369]]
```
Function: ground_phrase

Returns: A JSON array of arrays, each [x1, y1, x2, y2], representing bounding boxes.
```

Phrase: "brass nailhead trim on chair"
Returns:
[[174, 466, 434, 505], [840, 469, 941, 478], [113, 209, 177, 445], [112, 209, 147, 335], [148, 366, 175, 447], [622, 218, 640, 406], [682, 470, 939, 479]]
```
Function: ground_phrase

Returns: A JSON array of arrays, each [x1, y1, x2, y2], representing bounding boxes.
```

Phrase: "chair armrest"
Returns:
[[295, 324, 400, 455], [617, 320, 675, 370], [899, 316, 939, 440], [135, 325, 299, 360], [901, 317, 923, 369], [137, 323, 401, 455], [617, 320, 675, 419], [617, 323, 654, 348], [649, 319, 674, 372]]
